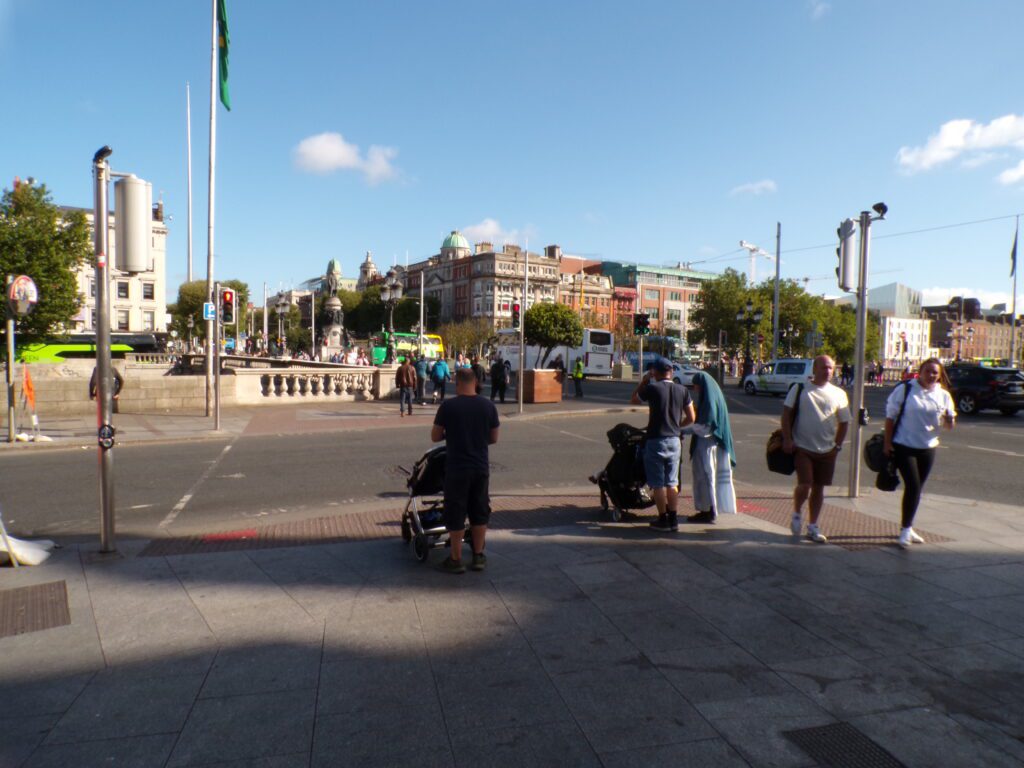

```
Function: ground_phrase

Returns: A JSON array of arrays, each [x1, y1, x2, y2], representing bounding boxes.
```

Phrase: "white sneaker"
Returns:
[[898, 527, 914, 549], [806, 524, 828, 544], [907, 528, 925, 544], [790, 514, 802, 536]]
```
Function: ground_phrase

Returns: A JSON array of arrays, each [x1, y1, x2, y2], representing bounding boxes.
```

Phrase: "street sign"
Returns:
[[7, 275, 39, 317], [203, 302, 216, 320]]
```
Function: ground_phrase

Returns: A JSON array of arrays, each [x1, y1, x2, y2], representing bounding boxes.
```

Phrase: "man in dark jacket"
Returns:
[[470, 355, 487, 395], [489, 355, 508, 403]]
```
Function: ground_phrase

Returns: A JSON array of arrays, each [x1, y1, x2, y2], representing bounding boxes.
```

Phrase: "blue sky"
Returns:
[[3, 0, 1024, 310]]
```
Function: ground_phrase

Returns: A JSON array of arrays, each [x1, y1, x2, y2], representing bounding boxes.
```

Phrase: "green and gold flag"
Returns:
[[218, 0, 231, 110]]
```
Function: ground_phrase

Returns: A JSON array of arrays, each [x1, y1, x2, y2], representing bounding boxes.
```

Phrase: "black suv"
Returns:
[[946, 365, 1024, 416]]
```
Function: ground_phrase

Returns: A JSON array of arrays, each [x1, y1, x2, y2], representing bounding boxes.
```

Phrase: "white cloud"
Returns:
[[896, 114, 1024, 175], [293, 132, 399, 184], [463, 218, 520, 246], [997, 159, 1024, 186], [730, 179, 777, 196], [961, 151, 1000, 169], [921, 287, 1013, 309], [808, 0, 830, 20]]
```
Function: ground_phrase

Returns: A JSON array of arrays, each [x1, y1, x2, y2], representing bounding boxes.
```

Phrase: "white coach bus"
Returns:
[[495, 328, 614, 376]]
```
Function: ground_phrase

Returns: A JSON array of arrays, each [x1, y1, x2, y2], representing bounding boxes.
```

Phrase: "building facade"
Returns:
[[923, 305, 1024, 363], [835, 282, 922, 318], [598, 261, 716, 342], [69, 203, 169, 334], [404, 232, 561, 329], [880, 316, 933, 365]]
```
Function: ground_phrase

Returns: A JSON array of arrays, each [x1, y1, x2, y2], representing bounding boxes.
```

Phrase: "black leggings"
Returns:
[[892, 443, 936, 528]]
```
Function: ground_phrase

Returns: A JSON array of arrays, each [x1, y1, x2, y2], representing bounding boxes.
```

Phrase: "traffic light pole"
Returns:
[[214, 281, 222, 431], [517, 249, 528, 415], [848, 210, 873, 498]]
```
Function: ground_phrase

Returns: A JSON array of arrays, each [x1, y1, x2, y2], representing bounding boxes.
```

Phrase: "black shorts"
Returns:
[[443, 468, 491, 531]]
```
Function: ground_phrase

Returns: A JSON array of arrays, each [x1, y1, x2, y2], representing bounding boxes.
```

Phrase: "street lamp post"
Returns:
[[783, 322, 798, 356], [381, 268, 403, 364], [276, 295, 288, 356], [736, 299, 763, 379], [186, 315, 194, 351]]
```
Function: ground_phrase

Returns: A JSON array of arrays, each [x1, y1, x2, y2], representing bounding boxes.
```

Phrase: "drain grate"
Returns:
[[783, 722, 905, 767], [0, 581, 71, 639]]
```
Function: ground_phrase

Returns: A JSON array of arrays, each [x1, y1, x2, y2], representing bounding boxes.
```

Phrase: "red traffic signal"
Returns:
[[220, 288, 236, 324], [511, 302, 521, 329]]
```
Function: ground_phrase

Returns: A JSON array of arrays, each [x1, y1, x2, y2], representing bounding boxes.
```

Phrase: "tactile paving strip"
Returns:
[[0, 581, 71, 638], [784, 722, 906, 767], [139, 492, 946, 557]]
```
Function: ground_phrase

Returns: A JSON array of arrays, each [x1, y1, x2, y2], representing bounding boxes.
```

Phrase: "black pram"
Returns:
[[400, 445, 451, 561], [589, 423, 655, 521]]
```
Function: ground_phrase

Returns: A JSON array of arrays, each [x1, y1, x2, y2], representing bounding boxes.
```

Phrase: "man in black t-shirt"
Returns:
[[431, 367, 501, 574], [630, 357, 696, 532]]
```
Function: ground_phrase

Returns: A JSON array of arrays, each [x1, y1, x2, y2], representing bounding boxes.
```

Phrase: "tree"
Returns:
[[0, 180, 91, 344], [524, 302, 583, 367], [688, 269, 768, 357]]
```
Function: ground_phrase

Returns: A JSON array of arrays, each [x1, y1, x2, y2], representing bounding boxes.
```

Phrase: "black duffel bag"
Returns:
[[765, 384, 803, 476]]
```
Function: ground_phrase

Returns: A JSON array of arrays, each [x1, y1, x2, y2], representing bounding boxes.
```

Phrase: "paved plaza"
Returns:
[[3, 484, 1024, 767]]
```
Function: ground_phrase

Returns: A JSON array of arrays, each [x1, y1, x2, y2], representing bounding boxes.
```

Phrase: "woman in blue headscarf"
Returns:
[[683, 371, 737, 524]]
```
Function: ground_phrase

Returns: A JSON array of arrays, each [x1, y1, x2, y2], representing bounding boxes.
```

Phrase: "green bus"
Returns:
[[17, 333, 162, 363], [370, 332, 445, 365]]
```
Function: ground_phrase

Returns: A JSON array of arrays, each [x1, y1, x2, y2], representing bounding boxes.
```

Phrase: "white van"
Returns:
[[743, 358, 814, 396]]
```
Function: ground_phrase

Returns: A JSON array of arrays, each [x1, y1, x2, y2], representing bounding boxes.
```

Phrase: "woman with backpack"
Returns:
[[883, 358, 956, 549]]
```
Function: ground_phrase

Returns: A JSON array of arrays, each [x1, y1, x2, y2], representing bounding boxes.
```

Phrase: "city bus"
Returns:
[[495, 328, 614, 376], [370, 331, 445, 364], [17, 333, 162, 363]]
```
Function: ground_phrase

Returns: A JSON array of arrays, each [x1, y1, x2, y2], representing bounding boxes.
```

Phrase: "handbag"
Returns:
[[875, 459, 900, 492], [863, 381, 912, 474], [766, 384, 803, 475]]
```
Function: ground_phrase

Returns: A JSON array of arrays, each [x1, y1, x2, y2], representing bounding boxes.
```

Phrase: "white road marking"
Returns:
[[965, 444, 1024, 458], [158, 444, 235, 530], [128, 504, 154, 510], [990, 430, 1024, 438], [559, 429, 600, 443]]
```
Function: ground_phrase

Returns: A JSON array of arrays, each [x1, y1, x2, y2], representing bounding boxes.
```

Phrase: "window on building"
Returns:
[[143, 283, 155, 300], [90, 310, 97, 329], [90, 281, 96, 298], [142, 311, 155, 331], [117, 282, 129, 299], [116, 310, 130, 330], [666, 309, 682, 321], [645, 289, 659, 300], [648, 308, 659, 320], [669, 291, 682, 301]]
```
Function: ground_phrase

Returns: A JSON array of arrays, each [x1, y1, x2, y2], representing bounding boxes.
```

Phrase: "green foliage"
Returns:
[[0, 181, 92, 344], [689, 268, 766, 356], [524, 302, 584, 366]]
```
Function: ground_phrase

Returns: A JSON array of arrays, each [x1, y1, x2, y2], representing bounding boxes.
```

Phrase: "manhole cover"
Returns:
[[783, 722, 905, 767], [0, 581, 71, 638]]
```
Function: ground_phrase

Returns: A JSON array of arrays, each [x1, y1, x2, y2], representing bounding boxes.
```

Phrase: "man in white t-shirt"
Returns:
[[781, 355, 850, 543]]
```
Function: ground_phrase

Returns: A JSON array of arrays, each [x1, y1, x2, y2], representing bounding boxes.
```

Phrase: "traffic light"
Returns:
[[221, 288, 235, 324], [633, 313, 650, 336], [511, 302, 521, 329], [836, 218, 856, 292]]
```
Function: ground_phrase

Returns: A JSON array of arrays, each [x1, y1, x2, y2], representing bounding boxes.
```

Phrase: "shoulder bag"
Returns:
[[766, 384, 803, 475]]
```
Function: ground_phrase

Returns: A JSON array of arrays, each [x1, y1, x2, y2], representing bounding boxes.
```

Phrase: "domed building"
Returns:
[[356, 251, 379, 291], [440, 230, 470, 261]]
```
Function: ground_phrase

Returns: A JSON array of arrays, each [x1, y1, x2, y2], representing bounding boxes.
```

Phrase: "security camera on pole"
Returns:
[[839, 202, 887, 498]]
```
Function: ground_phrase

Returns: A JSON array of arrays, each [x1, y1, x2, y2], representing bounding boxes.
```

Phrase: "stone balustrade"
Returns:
[[232, 366, 396, 404]]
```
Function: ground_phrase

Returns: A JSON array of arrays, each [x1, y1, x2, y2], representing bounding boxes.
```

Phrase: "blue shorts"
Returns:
[[644, 436, 681, 489]]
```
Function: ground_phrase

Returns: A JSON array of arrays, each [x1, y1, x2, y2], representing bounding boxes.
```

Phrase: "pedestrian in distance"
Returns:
[[89, 365, 125, 414], [883, 358, 956, 549], [489, 355, 508, 403], [781, 355, 850, 543], [430, 357, 451, 404], [630, 357, 696, 532], [572, 357, 584, 398], [470, 355, 487, 395], [684, 371, 737, 524], [432, 367, 500, 574], [414, 353, 429, 405], [395, 356, 416, 417]]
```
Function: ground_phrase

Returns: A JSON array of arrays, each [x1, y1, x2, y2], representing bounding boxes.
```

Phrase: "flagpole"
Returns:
[[205, 0, 217, 417], [186, 82, 193, 284], [1012, 216, 1019, 368]]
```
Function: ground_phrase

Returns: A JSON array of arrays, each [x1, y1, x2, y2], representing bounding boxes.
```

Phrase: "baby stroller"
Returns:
[[589, 423, 655, 522], [399, 445, 451, 562]]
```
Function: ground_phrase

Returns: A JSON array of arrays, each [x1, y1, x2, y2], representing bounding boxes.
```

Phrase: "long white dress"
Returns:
[[689, 425, 737, 515]]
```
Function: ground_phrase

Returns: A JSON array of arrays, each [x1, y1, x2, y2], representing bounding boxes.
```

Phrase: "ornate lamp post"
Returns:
[[782, 322, 799, 356], [275, 295, 289, 356], [736, 299, 763, 378], [186, 315, 194, 350], [381, 268, 404, 364]]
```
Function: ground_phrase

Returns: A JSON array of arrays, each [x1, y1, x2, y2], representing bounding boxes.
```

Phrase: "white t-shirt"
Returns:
[[784, 381, 851, 454], [886, 380, 956, 449]]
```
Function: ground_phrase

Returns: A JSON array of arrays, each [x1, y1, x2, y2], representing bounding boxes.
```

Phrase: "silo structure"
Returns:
[[113, 175, 152, 273]]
